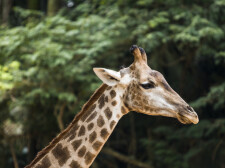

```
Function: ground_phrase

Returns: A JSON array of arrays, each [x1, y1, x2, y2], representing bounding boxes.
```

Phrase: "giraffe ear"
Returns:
[[93, 68, 121, 86]]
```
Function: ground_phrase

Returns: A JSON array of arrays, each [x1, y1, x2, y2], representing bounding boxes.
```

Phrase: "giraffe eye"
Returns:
[[140, 82, 155, 89]]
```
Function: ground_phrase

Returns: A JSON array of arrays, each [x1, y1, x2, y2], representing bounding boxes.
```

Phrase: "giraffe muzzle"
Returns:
[[177, 110, 199, 124]]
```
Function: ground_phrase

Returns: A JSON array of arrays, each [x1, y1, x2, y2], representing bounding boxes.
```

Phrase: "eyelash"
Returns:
[[140, 82, 155, 89]]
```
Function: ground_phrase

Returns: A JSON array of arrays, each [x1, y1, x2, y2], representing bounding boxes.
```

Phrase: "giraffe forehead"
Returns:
[[129, 63, 152, 80], [120, 63, 154, 84], [136, 69, 166, 84]]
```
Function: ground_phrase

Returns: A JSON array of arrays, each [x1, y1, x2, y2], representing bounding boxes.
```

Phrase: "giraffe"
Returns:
[[25, 45, 199, 168]]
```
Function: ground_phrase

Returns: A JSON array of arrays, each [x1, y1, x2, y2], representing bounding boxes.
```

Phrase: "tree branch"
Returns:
[[212, 138, 223, 161], [101, 148, 152, 168], [54, 103, 65, 131]]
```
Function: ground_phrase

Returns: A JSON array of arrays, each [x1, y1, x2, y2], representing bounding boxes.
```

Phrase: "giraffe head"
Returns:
[[94, 45, 199, 124]]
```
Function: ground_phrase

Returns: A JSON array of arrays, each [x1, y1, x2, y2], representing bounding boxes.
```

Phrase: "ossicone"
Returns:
[[130, 45, 147, 64]]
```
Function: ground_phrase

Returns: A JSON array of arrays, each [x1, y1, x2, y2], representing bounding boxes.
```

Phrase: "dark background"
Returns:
[[0, 0, 225, 168]]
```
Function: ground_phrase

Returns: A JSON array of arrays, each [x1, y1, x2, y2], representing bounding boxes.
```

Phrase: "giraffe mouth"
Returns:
[[177, 112, 199, 124]]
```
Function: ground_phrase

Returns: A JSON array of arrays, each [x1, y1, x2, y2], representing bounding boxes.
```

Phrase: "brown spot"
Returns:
[[111, 100, 117, 106], [104, 107, 112, 120], [86, 111, 97, 122], [97, 115, 105, 127], [78, 146, 87, 157], [110, 90, 116, 99], [67, 133, 76, 142], [41, 156, 51, 168], [85, 137, 87, 141], [110, 120, 116, 129], [69, 160, 81, 168], [92, 141, 103, 151], [52, 144, 70, 166], [100, 128, 109, 140], [98, 94, 105, 109], [81, 104, 96, 121], [107, 86, 112, 90], [35, 156, 51, 168], [145, 106, 152, 112], [121, 106, 127, 114], [87, 123, 94, 131], [134, 101, 140, 106], [137, 96, 141, 100], [85, 152, 95, 165], [89, 131, 97, 143], [64, 124, 79, 141], [78, 126, 85, 137], [105, 96, 108, 102], [130, 65, 134, 70], [143, 99, 148, 104], [71, 139, 82, 151], [116, 114, 120, 118], [126, 96, 130, 102]]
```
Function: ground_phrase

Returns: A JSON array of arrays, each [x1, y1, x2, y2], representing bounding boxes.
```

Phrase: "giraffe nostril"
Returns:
[[187, 105, 193, 112]]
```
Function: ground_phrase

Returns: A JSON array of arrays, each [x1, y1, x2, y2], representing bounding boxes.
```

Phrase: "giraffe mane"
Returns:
[[25, 84, 108, 168]]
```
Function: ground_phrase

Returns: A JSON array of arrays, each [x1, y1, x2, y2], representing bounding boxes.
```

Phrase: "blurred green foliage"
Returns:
[[0, 0, 225, 168]]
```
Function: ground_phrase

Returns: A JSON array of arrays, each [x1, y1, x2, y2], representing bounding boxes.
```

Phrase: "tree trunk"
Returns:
[[0, 0, 2, 22], [9, 140, 19, 168], [28, 135, 38, 162], [2, 0, 12, 25], [27, 0, 39, 10], [47, 0, 61, 16], [128, 113, 137, 168]]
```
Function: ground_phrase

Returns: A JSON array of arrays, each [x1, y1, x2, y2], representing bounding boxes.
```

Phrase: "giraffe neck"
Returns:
[[32, 85, 128, 168]]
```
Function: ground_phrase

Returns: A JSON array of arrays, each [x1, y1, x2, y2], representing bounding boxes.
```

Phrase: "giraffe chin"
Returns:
[[177, 113, 199, 124]]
